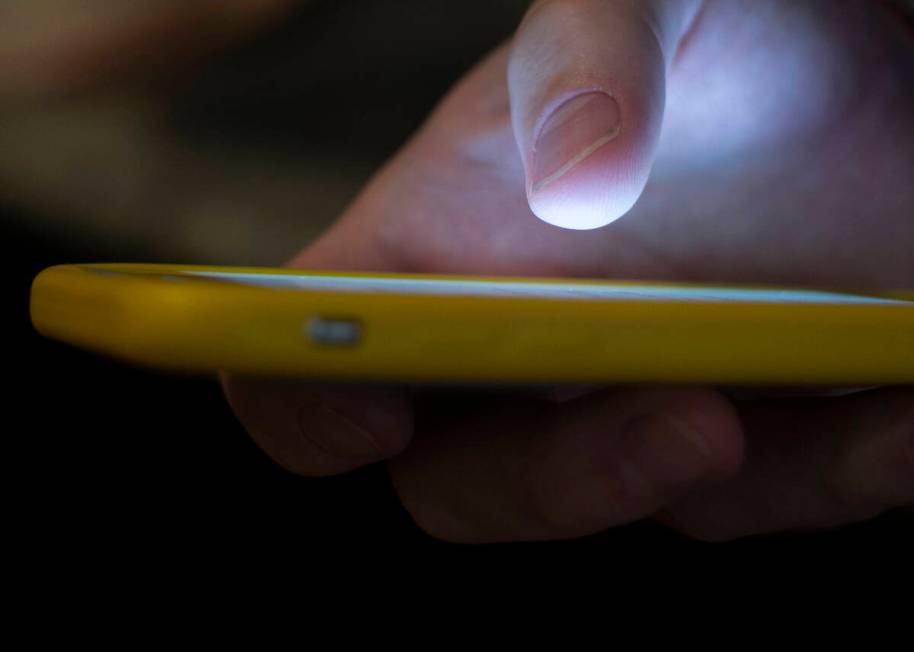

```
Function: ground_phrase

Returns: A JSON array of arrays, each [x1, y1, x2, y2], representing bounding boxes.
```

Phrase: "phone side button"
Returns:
[[305, 317, 363, 346]]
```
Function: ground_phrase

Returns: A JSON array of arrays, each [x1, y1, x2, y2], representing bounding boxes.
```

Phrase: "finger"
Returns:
[[222, 229, 414, 476], [507, 0, 702, 229], [223, 377, 413, 476], [390, 387, 744, 543], [661, 388, 914, 541]]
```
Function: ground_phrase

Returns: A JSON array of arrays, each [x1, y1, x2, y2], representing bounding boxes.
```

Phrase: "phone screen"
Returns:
[[176, 270, 910, 305]]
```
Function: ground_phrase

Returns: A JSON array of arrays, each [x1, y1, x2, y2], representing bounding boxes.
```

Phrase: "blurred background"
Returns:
[[6, 0, 912, 564], [0, 0, 533, 263]]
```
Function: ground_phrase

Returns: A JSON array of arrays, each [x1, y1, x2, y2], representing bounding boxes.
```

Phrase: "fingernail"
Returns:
[[623, 414, 715, 498], [532, 92, 621, 193], [298, 402, 385, 460]]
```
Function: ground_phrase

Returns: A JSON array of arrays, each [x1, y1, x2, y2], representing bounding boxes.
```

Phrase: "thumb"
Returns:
[[508, 0, 701, 230]]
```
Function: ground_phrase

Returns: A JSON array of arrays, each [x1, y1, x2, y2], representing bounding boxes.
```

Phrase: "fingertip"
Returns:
[[661, 388, 914, 542], [657, 389, 747, 482], [588, 389, 744, 513], [526, 141, 652, 230], [525, 388, 744, 538], [222, 375, 414, 476], [526, 90, 653, 230]]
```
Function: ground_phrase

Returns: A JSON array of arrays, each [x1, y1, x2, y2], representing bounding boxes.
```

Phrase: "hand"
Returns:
[[224, 0, 914, 542]]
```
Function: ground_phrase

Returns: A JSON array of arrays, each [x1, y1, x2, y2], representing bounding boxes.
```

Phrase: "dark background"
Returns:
[[6, 1, 912, 560]]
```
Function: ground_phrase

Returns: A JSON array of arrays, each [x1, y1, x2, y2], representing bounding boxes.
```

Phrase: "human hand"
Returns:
[[225, 0, 914, 542]]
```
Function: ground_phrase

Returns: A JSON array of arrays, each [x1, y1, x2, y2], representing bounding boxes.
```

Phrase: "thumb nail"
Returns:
[[531, 92, 621, 194]]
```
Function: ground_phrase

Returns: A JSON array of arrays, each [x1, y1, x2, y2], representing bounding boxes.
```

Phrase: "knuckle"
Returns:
[[516, 0, 599, 61]]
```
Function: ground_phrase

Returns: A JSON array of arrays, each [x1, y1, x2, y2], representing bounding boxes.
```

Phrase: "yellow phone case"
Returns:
[[30, 263, 914, 384]]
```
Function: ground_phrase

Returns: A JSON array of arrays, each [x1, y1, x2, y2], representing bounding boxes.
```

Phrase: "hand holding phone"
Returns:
[[34, 0, 914, 544]]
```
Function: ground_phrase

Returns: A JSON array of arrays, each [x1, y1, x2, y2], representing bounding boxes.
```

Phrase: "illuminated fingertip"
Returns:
[[528, 185, 639, 230]]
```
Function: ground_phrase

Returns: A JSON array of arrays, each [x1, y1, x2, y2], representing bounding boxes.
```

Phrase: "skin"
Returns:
[[222, 0, 914, 543]]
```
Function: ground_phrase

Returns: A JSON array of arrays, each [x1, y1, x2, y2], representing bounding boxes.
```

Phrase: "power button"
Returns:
[[305, 317, 362, 346]]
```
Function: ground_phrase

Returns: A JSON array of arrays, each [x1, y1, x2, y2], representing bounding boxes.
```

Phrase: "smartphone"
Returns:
[[29, 263, 914, 384]]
